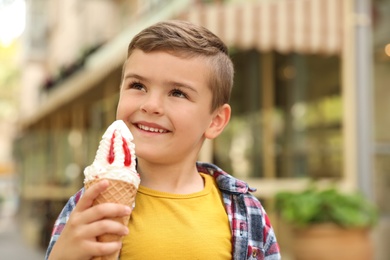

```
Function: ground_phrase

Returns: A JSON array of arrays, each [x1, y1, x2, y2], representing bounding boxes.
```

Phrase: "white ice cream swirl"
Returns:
[[83, 120, 140, 187]]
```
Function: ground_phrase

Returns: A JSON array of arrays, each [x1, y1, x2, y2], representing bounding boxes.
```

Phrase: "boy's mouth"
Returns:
[[137, 124, 168, 133]]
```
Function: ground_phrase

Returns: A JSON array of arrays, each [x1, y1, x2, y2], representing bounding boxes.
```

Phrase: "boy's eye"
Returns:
[[170, 88, 188, 99], [129, 82, 145, 91]]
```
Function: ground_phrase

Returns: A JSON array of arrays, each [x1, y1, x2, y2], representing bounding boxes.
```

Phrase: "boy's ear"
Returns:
[[205, 104, 231, 139]]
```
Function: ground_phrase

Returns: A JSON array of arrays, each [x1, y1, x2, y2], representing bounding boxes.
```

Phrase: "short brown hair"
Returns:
[[126, 20, 234, 112]]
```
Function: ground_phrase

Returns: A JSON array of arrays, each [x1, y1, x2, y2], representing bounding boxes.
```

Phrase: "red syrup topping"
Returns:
[[107, 131, 132, 167], [122, 137, 131, 166], [108, 132, 116, 164]]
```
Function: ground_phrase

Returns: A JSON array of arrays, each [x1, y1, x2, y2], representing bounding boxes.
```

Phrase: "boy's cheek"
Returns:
[[115, 103, 128, 120]]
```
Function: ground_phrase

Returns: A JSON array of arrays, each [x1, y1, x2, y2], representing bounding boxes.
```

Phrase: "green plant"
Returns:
[[275, 187, 378, 228]]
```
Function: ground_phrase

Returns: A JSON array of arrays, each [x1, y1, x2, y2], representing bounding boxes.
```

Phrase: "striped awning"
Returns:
[[183, 0, 343, 55]]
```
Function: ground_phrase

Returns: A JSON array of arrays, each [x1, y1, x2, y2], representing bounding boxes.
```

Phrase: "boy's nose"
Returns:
[[140, 94, 164, 115]]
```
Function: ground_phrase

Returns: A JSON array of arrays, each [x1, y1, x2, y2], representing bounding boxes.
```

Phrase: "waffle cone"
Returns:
[[85, 178, 137, 260]]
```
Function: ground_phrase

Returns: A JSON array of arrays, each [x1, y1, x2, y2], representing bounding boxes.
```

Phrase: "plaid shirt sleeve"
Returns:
[[245, 194, 280, 259], [45, 189, 84, 260], [197, 162, 281, 260], [223, 191, 280, 260]]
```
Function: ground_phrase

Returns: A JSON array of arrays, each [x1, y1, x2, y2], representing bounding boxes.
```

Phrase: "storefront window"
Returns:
[[214, 50, 342, 179]]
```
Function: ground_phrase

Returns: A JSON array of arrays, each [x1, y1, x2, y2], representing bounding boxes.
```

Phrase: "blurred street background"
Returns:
[[0, 0, 389, 259], [0, 216, 45, 259]]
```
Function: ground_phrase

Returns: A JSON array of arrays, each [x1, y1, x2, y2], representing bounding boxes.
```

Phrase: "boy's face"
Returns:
[[117, 49, 223, 164]]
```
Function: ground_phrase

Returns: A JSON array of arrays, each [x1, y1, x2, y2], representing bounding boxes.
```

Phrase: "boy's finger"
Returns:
[[86, 240, 123, 258], [75, 179, 109, 212], [83, 202, 132, 224], [84, 218, 129, 238]]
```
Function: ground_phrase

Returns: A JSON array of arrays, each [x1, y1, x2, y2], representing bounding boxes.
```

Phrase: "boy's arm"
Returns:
[[261, 209, 281, 260], [45, 180, 131, 260], [45, 189, 84, 259], [243, 194, 281, 260]]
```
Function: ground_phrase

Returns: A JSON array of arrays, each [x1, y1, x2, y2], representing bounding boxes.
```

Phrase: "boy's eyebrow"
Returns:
[[167, 81, 198, 94], [124, 73, 199, 94], [123, 73, 148, 82]]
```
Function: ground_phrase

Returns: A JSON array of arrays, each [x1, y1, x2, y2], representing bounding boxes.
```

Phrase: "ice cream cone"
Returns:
[[85, 178, 138, 260], [83, 120, 140, 260]]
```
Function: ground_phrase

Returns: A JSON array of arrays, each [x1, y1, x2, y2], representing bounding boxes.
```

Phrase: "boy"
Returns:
[[46, 20, 280, 260]]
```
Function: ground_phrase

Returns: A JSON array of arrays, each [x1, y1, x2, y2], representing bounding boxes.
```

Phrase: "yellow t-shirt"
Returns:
[[120, 173, 232, 259]]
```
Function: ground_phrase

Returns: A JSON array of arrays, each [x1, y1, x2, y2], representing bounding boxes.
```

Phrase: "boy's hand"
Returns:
[[48, 180, 132, 260]]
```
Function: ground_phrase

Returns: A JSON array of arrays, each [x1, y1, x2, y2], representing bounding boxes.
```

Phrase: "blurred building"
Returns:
[[13, 0, 390, 259]]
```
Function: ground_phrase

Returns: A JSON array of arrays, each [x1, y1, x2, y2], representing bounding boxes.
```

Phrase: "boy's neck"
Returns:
[[136, 159, 204, 194]]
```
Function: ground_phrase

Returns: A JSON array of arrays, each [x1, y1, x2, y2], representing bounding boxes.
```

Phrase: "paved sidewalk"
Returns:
[[0, 217, 46, 260]]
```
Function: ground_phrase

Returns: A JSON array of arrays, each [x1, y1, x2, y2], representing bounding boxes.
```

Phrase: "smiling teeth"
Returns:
[[138, 124, 167, 133]]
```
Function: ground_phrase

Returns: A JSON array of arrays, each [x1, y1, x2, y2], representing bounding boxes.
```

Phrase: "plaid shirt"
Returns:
[[46, 162, 281, 260]]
